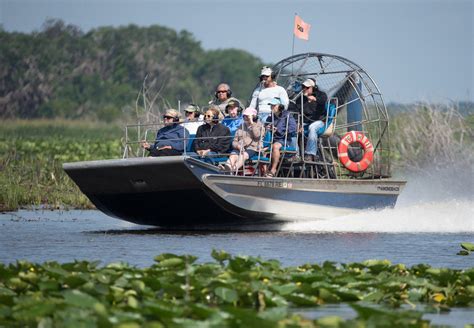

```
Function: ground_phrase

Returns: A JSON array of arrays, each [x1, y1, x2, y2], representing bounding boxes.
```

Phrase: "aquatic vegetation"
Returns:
[[0, 120, 122, 211], [457, 242, 474, 256], [0, 251, 472, 327]]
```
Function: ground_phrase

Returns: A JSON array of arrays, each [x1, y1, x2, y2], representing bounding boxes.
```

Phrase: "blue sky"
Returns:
[[1, 0, 472, 103]]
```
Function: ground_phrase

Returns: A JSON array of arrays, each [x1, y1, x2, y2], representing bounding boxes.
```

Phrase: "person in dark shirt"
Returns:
[[141, 109, 189, 156], [264, 97, 297, 177], [193, 106, 231, 163], [289, 78, 328, 161]]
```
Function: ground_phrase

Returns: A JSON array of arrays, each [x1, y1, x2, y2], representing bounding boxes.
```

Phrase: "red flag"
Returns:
[[293, 15, 311, 41]]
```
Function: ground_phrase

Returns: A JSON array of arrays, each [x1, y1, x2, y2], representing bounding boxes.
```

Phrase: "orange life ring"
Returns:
[[338, 131, 374, 172]]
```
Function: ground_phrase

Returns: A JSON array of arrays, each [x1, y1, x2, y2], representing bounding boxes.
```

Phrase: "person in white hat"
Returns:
[[249, 66, 289, 121], [297, 78, 328, 161], [183, 104, 204, 135], [221, 107, 264, 173]]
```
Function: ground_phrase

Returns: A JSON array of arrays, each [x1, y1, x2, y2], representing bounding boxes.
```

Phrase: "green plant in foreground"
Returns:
[[0, 251, 472, 327], [457, 242, 474, 256]]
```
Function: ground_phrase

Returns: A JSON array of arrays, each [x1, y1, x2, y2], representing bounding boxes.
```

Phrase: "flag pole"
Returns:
[[292, 13, 296, 76]]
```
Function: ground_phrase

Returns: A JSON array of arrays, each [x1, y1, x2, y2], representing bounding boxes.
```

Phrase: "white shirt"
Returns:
[[250, 85, 289, 114], [183, 118, 204, 135]]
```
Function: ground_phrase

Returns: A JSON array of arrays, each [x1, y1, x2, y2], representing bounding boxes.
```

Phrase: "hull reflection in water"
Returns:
[[63, 156, 405, 227]]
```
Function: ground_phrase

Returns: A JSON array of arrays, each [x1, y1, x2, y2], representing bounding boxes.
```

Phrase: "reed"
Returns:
[[0, 120, 123, 211]]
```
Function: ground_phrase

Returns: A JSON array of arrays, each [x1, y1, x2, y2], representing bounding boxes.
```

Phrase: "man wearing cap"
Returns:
[[265, 97, 297, 177], [141, 109, 189, 157], [183, 104, 203, 135], [222, 107, 264, 173], [294, 78, 328, 161], [222, 98, 244, 135], [250, 66, 289, 120]]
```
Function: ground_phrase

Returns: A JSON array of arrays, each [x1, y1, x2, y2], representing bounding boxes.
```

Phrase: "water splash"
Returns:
[[282, 199, 473, 233], [284, 167, 474, 233]]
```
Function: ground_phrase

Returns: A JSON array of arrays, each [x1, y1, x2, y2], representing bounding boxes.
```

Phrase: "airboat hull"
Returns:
[[63, 156, 405, 227]]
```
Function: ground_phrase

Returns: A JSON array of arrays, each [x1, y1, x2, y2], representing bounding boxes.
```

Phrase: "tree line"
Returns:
[[0, 19, 266, 121]]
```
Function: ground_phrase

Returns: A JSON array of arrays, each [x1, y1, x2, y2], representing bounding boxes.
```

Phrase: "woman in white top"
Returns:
[[250, 66, 289, 121]]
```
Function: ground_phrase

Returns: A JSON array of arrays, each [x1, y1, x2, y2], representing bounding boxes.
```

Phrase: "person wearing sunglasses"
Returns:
[[140, 109, 189, 157], [209, 83, 237, 115], [249, 66, 289, 122], [221, 107, 264, 173], [289, 78, 328, 162], [192, 106, 231, 163], [183, 104, 203, 135]]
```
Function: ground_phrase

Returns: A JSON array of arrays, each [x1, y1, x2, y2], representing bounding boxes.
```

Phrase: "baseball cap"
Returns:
[[184, 104, 200, 112], [225, 99, 240, 109], [268, 97, 282, 106], [260, 66, 273, 76], [242, 107, 257, 116], [302, 79, 316, 88]]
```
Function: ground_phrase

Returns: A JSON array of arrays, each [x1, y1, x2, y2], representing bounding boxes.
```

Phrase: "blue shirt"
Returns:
[[151, 124, 189, 152], [222, 116, 243, 135]]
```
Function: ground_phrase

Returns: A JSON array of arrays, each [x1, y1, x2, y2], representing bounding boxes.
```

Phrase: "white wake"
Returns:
[[283, 167, 474, 233]]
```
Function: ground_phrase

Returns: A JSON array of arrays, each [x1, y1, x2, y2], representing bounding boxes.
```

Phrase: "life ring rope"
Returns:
[[338, 131, 374, 172]]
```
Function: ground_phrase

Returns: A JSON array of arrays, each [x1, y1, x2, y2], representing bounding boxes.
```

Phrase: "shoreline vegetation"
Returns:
[[0, 251, 472, 327], [1, 103, 472, 212]]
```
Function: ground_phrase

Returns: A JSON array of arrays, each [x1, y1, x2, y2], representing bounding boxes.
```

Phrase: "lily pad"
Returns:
[[461, 242, 474, 251]]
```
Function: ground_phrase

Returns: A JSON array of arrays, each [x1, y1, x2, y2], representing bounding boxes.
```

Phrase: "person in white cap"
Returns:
[[141, 109, 189, 156], [221, 107, 264, 173], [297, 78, 328, 161], [249, 66, 289, 121]]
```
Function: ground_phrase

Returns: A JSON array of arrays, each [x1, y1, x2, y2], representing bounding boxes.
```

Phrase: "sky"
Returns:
[[1, 0, 473, 104]]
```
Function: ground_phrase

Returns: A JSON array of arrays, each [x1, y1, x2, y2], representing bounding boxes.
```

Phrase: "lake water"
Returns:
[[1, 169, 473, 326]]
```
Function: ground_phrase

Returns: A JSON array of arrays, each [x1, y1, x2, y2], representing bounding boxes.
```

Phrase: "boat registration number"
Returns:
[[257, 180, 293, 189]]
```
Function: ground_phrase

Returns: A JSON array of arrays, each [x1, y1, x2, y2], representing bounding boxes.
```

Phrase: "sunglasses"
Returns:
[[163, 115, 174, 119], [204, 114, 213, 118], [216, 90, 228, 94]]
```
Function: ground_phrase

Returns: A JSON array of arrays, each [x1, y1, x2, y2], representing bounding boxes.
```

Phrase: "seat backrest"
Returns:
[[317, 101, 338, 136], [186, 134, 195, 153]]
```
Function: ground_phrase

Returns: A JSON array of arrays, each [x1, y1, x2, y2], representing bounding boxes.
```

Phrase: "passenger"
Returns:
[[265, 98, 297, 177], [222, 98, 244, 135], [297, 78, 328, 161], [141, 109, 189, 157], [193, 106, 231, 163], [209, 83, 234, 115], [183, 104, 204, 135], [250, 66, 289, 121], [222, 107, 264, 173]]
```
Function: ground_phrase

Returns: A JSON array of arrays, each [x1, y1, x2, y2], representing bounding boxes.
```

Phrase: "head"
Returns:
[[268, 97, 284, 115], [260, 66, 275, 88], [184, 104, 200, 120], [163, 109, 181, 125], [302, 78, 316, 95], [204, 106, 221, 125], [225, 99, 241, 118], [215, 83, 232, 102], [242, 107, 258, 124]]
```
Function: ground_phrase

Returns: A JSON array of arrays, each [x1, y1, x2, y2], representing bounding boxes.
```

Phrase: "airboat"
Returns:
[[63, 53, 406, 227]]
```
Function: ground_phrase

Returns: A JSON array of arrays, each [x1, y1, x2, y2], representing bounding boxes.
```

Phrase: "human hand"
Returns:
[[140, 140, 150, 149], [307, 95, 316, 102], [158, 145, 172, 150]]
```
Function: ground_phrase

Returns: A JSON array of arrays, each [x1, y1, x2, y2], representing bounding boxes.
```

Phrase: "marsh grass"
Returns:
[[0, 120, 123, 211]]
